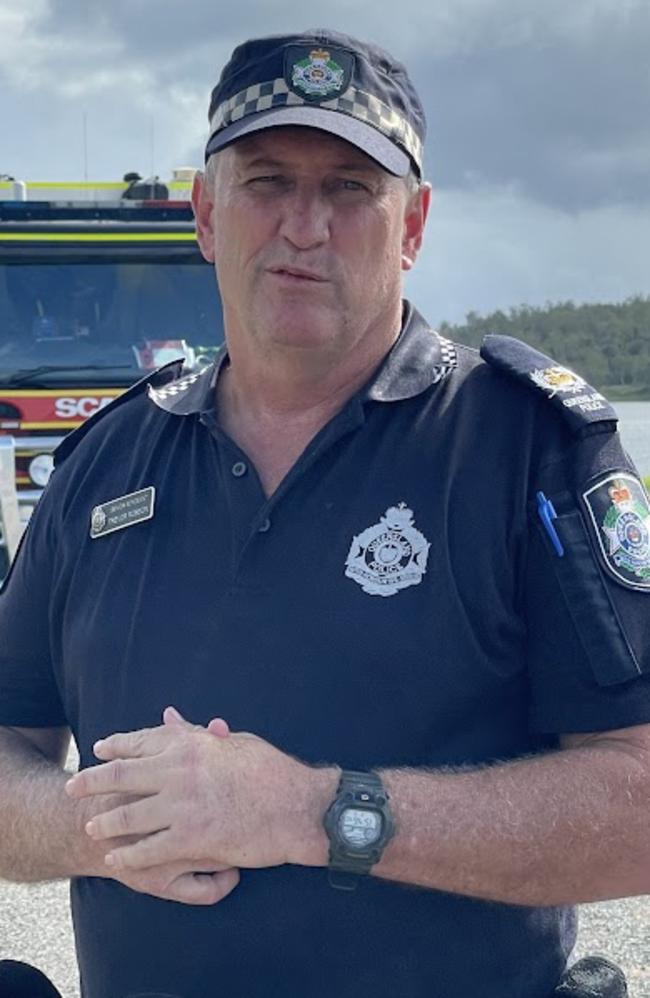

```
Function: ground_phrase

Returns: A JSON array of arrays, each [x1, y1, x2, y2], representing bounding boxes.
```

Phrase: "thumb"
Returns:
[[207, 717, 230, 738], [164, 706, 230, 738]]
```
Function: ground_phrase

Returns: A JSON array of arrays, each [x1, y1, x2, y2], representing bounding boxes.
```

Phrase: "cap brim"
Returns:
[[205, 105, 411, 177]]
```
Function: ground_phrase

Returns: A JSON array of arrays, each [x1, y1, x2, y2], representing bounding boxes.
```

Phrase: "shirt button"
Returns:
[[258, 518, 271, 533], [231, 461, 247, 478]]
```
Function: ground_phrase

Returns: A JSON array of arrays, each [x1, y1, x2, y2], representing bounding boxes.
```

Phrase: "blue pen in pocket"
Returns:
[[536, 491, 565, 557]]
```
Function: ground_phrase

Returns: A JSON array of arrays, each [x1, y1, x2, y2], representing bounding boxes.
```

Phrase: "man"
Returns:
[[0, 29, 648, 998]]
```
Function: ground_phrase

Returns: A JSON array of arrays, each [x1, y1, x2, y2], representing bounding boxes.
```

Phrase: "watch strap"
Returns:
[[337, 770, 384, 794], [324, 769, 394, 890]]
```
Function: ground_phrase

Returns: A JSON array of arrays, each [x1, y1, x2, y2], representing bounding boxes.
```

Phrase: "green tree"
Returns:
[[442, 297, 650, 398]]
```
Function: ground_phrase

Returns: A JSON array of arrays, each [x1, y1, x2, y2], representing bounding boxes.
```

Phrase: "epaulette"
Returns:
[[480, 334, 618, 435], [54, 359, 184, 466]]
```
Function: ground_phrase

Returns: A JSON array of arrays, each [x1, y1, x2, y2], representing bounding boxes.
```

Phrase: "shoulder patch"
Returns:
[[581, 473, 650, 592], [53, 359, 184, 467], [480, 334, 618, 434]]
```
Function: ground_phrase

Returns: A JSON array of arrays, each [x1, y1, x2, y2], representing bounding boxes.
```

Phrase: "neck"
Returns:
[[219, 357, 372, 426], [218, 300, 403, 424], [214, 305, 403, 496]]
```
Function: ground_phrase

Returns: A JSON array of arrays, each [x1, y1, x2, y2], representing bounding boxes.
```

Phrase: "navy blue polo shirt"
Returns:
[[1, 302, 649, 998]]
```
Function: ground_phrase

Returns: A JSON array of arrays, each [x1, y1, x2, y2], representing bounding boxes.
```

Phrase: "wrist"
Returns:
[[73, 794, 126, 878], [285, 764, 341, 868]]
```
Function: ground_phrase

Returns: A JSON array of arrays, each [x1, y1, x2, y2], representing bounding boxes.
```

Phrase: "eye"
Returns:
[[248, 175, 281, 184], [340, 179, 369, 192], [325, 177, 373, 198], [245, 175, 290, 191]]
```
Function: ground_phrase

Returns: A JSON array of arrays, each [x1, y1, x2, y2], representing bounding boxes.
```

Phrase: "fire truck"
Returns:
[[0, 172, 223, 575]]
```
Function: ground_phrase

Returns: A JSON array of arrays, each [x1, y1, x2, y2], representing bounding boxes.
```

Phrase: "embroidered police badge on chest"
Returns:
[[582, 474, 650, 591], [345, 503, 430, 597], [90, 487, 156, 539]]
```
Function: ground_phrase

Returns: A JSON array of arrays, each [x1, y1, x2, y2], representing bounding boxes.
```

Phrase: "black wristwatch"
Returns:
[[323, 770, 395, 890]]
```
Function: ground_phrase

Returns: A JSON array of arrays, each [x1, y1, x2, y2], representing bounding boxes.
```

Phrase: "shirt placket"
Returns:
[[200, 400, 366, 584]]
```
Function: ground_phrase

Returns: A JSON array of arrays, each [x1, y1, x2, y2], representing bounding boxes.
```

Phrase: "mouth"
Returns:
[[267, 267, 327, 283]]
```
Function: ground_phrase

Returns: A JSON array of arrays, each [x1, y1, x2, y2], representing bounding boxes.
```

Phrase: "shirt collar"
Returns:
[[365, 300, 456, 402], [147, 300, 456, 416], [147, 349, 226, 415]]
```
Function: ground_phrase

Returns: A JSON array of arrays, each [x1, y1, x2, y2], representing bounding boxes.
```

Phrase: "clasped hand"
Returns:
[[66, 707, 311, 889]]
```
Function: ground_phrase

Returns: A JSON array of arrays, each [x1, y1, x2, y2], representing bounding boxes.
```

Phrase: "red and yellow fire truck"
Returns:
[[0, 173, 223, 573]]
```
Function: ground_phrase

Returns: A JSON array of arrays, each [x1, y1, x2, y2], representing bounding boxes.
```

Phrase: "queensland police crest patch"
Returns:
[[583, 473, 650, 591], [291, 48, 345, 98], [285, 45, 353, 102], [345, 503, 430, 597]]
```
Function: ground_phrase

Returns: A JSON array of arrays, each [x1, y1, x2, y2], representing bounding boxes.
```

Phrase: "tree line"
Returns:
[[439, 296, 650, 399]]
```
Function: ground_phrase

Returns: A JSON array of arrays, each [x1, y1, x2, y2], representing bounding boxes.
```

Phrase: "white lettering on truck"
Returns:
[[54, 397, 114, 419]]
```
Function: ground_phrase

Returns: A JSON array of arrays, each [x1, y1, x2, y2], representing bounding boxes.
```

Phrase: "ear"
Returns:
[[191, 170, 216, 263], [401, 182, 432, 272]]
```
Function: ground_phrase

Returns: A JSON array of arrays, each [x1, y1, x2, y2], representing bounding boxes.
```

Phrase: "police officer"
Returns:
[[0, 29, 648, 998]]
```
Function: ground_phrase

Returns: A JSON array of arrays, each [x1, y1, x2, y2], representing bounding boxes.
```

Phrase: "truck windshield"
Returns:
[[0, 256, 224, 386]]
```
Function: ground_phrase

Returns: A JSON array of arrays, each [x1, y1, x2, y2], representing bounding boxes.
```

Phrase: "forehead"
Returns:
[[224, 126, 390, 173]]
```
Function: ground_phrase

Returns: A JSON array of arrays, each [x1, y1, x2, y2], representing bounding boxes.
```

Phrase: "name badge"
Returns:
[[90, 487, 156, 539]]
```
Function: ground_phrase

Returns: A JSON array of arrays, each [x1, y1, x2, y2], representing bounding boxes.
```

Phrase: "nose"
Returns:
[[278, 187, 331, 250]]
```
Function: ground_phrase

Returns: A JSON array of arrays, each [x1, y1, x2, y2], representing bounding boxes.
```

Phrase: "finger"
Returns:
[[163, 705, 198, 728], [85, 796, 168, 841], [186, 862, 235, 874], [164, 706, 228, 738], [105, 828, 179, 871], [65, 757, 161, 799], [207, 717, 230, 738], [92, 724, 175, 761], [166, 868, 240, 906]]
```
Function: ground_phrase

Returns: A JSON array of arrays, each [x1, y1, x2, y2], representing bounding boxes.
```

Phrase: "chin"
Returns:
[[270, 327, 340, 352], [258, 301, 344, 350]]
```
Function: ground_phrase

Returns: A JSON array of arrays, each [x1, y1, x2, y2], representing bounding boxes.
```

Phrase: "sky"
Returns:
[[1, 0, 649, 326]]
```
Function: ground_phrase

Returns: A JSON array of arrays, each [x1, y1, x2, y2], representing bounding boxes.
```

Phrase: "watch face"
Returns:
[[338, 807, 382, 849]]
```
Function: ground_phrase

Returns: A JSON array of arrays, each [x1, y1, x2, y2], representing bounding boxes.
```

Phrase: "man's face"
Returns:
[[193, 126, 429, 370]]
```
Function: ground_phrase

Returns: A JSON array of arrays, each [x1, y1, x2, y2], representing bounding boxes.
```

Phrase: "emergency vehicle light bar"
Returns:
[[0, 202, 194, 223]]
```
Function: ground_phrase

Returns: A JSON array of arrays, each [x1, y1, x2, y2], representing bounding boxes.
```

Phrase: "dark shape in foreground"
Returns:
[[0, 960, 62, 997], [0, 954, 628, 997], [555, 955, 628, 996]]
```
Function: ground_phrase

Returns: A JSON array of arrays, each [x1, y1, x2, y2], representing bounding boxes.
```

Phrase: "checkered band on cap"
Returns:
[[209, 77, 424, 171]]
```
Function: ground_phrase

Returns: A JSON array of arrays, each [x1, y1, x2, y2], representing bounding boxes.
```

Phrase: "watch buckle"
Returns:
[[328, 869, 359, 890]]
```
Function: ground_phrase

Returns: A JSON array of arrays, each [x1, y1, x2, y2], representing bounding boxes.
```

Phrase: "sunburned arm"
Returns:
[[359, 724, 650, 905], [0, 724, 101, 882]]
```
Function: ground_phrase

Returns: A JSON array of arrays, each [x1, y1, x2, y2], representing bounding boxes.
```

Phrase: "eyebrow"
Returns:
[[236, 157, 286, 170], [236, 155, 381, 175]]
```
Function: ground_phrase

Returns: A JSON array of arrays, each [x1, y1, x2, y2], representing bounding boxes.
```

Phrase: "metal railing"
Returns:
[[0, 436, 25, 564]]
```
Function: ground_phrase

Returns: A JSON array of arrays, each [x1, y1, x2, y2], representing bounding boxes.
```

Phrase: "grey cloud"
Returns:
[[406, 189, 650, 325], [27, 0, 650, 211], [415, 11, 650, 209]]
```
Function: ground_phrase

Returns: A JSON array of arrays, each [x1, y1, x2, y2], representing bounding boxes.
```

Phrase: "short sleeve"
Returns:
[[0, 479, 67, 727], [525, 427, 650, 735]]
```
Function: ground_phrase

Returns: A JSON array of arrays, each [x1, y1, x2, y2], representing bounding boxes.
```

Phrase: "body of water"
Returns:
[[615, 402, 650, 477]]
